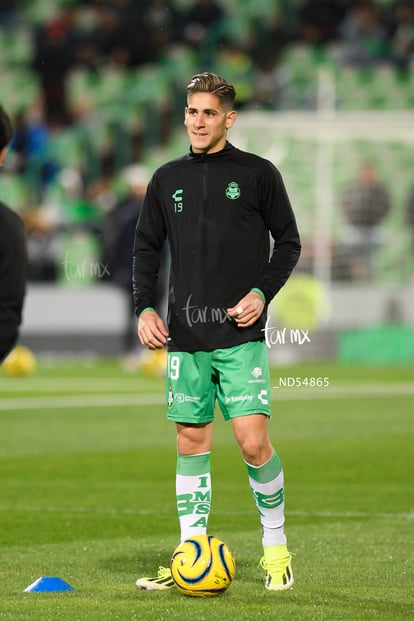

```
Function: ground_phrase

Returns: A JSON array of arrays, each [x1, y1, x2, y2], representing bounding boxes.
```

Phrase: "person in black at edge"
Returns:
[[0, 105, 27, 362]]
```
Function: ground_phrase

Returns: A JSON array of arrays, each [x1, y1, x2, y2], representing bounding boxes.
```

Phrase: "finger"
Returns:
[[139, 321, 168, 345], [227, 301, 245, 317], [146, 334, 166, 349], [234, 307, 258, 325], [236, 316, 256, 327], [153, 333, 168, 346]]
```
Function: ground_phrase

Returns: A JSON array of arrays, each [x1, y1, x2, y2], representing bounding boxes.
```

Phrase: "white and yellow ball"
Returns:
[[2, 345, 37, 377], [170, 534, 235, 597]]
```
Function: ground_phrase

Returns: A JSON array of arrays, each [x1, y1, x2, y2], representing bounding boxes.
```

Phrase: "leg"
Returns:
[[232, 413, 286, 542], [136, 351, 214, 591], [176, 421, 213, 455], [175, 422, 213, 542], [136, 424, 214, 591], [232, 413, 294, 591], [231, 413, 273, 465]]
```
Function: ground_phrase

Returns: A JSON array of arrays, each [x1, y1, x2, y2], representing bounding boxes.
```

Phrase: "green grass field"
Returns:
[[0, 359, 413, 621]]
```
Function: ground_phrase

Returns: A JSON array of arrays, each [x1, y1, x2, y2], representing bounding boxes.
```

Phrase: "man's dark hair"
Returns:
[[0, 106, 14, 151], [187, 73, 236, 109]]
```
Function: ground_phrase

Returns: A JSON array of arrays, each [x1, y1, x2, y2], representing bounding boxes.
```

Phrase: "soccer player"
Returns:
[[0, 106, 27, 363], [133, 73, 301, 591]]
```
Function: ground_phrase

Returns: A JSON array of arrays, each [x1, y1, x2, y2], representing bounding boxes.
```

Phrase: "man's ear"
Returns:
[[226, 110, 237, 129]]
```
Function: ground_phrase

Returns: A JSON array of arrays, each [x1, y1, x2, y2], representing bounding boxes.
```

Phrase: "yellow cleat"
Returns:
[[136, 566, 175, 591], [259, 545, 294, 591]]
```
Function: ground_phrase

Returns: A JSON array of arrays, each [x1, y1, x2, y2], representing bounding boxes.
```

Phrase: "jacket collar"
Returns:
[[188, 141, 235, 160]]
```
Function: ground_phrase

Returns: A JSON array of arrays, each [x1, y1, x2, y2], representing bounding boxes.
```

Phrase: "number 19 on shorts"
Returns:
[[168, 355, 180, 380]]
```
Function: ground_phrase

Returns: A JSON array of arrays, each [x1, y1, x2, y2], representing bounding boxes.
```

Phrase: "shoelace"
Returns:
[[258, 554, 292, 572], [157, 566, 172, 578]]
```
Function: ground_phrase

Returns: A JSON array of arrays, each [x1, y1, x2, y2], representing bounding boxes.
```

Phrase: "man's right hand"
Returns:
[[137, 310, 169, 350]]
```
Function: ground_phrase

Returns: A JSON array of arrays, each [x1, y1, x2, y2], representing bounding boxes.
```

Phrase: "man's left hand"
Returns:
[[227, 291, 265, 327]]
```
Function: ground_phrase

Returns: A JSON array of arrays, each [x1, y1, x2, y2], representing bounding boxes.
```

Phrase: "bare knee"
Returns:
[[232, 414, 273, 465], [238, 436, 273, 465], [176, 422, 213, 455]]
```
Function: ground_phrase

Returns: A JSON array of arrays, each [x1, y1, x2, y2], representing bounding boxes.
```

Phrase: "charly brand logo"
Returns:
[[225, 181, 240, 200], [258, 389, 269, 405], [172, 188, 183, 213]]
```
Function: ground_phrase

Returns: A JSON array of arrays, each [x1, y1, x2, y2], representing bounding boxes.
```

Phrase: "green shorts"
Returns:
[[166, 340, 271, 423]]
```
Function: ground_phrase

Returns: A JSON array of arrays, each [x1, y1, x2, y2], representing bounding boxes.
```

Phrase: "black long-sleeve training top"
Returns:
[[0, 202, 27, 362], [133, 142, 301, 352]]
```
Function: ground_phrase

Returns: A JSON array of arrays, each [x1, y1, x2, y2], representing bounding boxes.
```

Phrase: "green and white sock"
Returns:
[[245, 451, 287, 547], [176, 452, 211, 542]]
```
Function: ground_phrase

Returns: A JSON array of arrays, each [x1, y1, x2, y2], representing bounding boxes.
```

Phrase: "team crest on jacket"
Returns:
[[226, 181, 240, 200]]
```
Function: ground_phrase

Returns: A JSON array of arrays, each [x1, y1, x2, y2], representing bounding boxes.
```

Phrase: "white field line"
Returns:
[[1, 378, 414, 394], [0, 383, 414, 410], [0, 393, 165, 410], [0, 504, 412, 520], [0, 378, 157, 392], [271, 383, 414, 399]]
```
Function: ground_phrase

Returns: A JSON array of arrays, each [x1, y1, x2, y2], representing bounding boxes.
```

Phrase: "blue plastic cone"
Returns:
[[24, 577, 75, 592]]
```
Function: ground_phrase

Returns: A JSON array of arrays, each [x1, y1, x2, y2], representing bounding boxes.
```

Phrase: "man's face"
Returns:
[[184, 92, 236, 154]]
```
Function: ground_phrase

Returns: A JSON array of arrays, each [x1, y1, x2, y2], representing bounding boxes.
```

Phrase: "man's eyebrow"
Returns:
[[187, 106, 220, 114]]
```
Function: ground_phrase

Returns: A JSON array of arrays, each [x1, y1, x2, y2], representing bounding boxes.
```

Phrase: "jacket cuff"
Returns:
[[139, 307, 155, 318], [250, 288, 266, 304]]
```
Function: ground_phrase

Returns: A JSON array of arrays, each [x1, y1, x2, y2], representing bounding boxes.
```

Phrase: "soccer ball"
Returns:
[[2, 346, 37, 377], [139, 348, 167, 377], [170, 534, 235, 597]]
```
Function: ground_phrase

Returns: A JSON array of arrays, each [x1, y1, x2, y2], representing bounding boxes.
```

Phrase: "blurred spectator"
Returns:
[[405, 185, 414, 258], [103, 164, 149, 296], [338, 1, 390, 67], [143, 0, 180, 54], [0, 105, 27, 361], [88, 5, 130, 65], [339, 161, 391, 279], [32, 8, 79, 126], [249, 55, 292, 110], [86, 1, 171, 68], [86, 149, 118, 215], [11, 105, 60, 204], [249, 11, 290, 63], [0, 0, 19, 31], [389, 1, 414, 70], [102, 164, 165, 358], [297, 0, 345, 46], [23, 210, 59, 282], [178, 0, 226, 51], [10, 109, 31, 175]]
